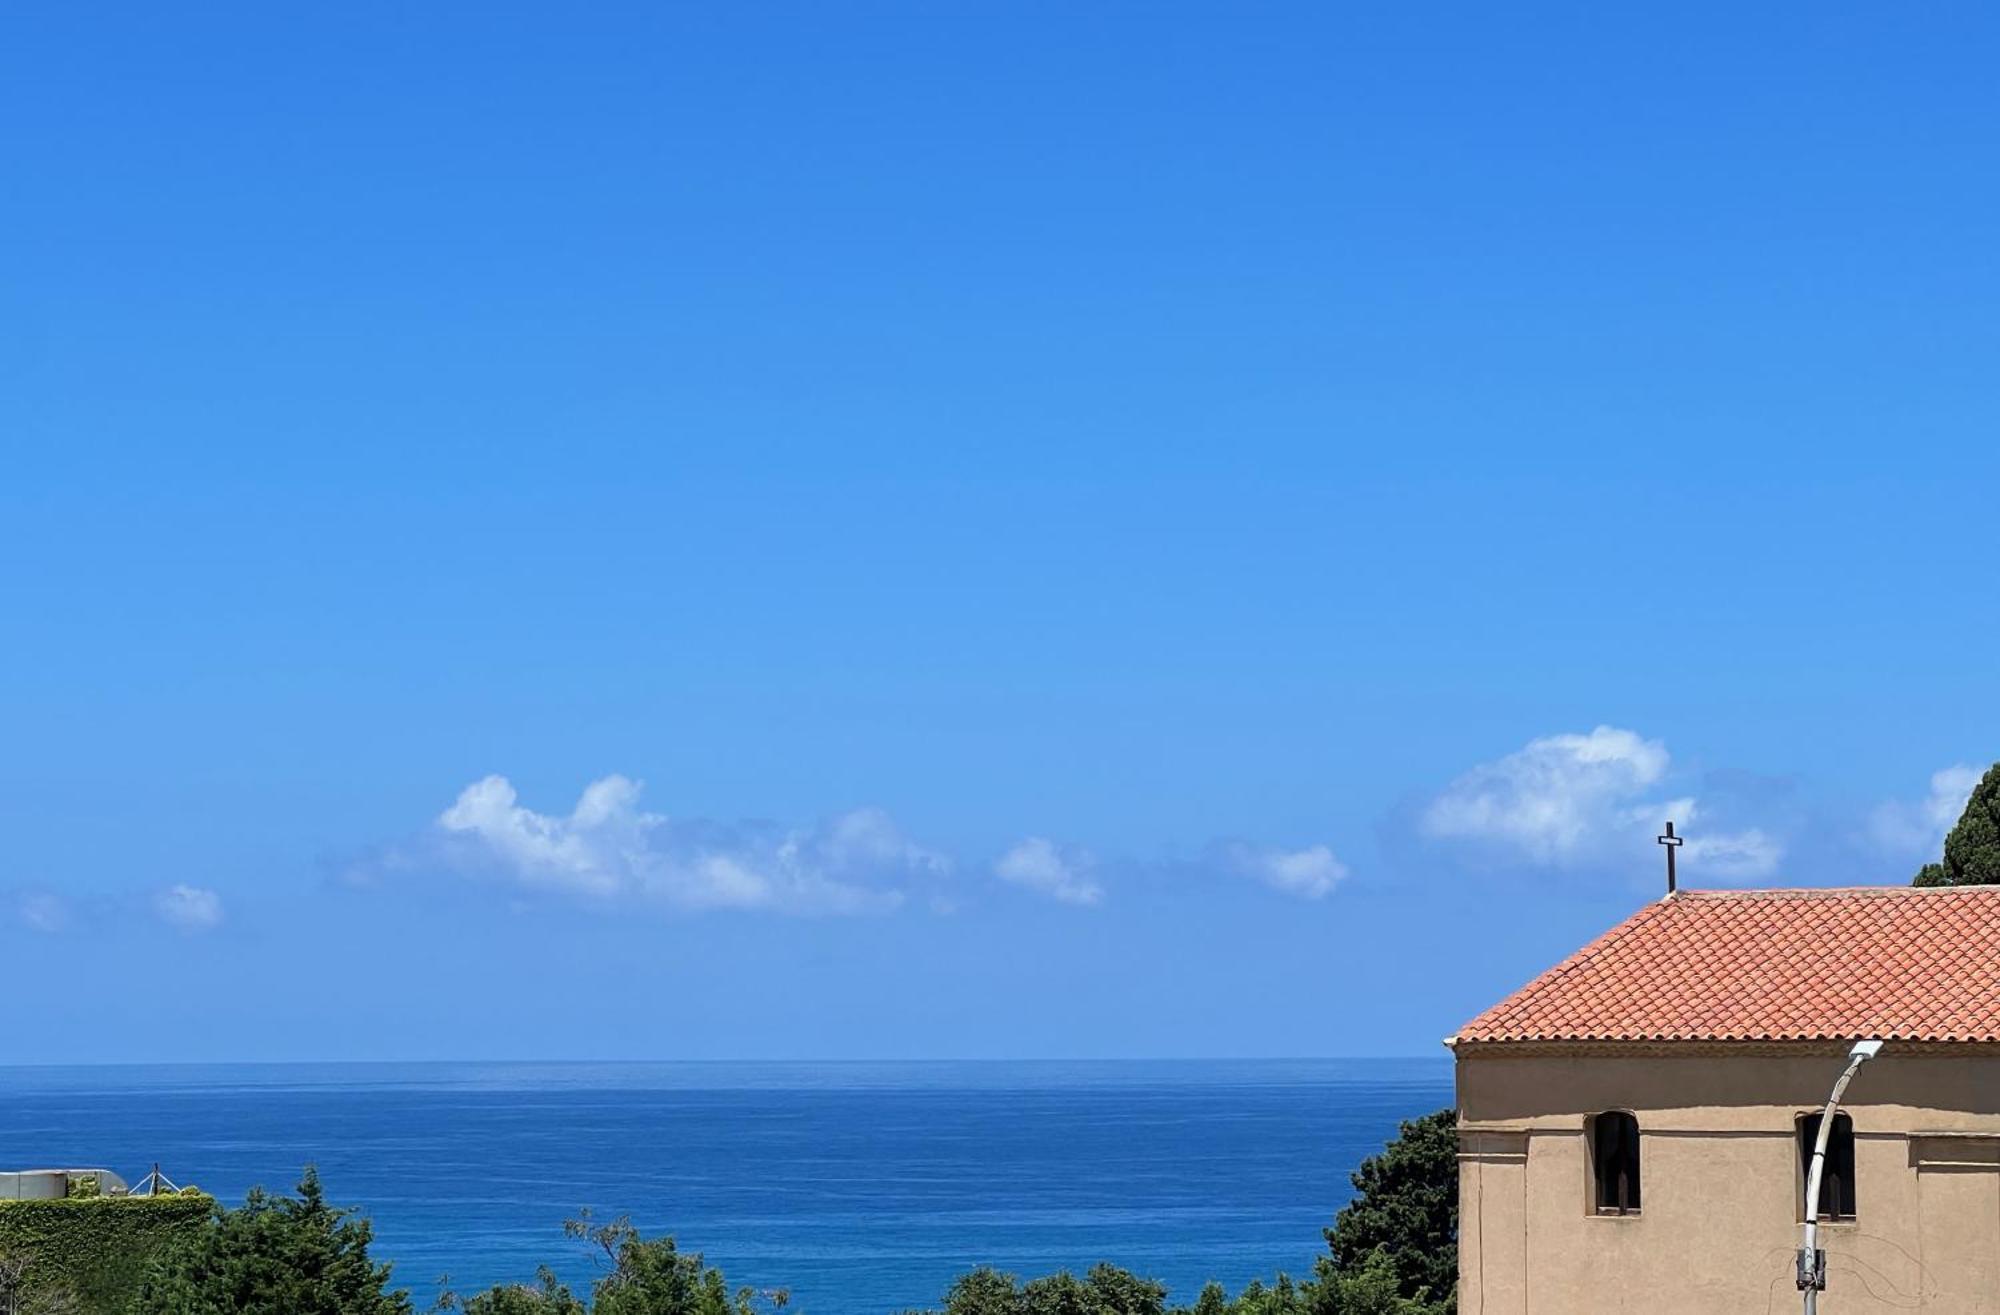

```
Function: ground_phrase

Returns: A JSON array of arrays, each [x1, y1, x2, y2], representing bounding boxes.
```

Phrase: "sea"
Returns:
[[0, 1059, 1451, 1314]]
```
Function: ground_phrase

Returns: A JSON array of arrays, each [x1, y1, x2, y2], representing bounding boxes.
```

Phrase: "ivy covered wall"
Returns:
[[0, 1191, 213, 1312]]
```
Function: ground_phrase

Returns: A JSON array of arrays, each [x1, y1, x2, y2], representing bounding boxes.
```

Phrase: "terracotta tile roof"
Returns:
[[1453, 886, 2000, 1045]]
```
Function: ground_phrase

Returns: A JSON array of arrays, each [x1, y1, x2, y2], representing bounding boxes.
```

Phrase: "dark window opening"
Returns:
[[1591, 1111, 1641, 1215], [1800, 1113, 1857, 1220]]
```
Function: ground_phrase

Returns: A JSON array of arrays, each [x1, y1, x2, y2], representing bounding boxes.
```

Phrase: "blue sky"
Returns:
[[4, 3, 1998, 1062]]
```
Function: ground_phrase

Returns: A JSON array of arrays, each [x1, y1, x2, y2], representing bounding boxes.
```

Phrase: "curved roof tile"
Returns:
[[1453, 886, 2000, 1044]]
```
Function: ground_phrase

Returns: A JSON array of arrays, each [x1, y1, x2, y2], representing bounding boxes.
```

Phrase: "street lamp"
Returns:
[[1798, 1039, 1884, 1314]]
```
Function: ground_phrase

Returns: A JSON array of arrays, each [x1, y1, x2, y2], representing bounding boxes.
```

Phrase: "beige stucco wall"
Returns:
[[1457, 1046, 2000, 1315]]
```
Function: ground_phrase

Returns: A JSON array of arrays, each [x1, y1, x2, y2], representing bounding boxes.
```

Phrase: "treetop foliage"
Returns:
[[134, 1166, 409, 1315], [1323, 1109, 1457, 1309], [914, 1248, 1444, 1315], [918, 1264, 1167, 1315], [437, 1212, 785, 1315], [1914, 762, 2000, 886], [438, 1268, 586, 1315]]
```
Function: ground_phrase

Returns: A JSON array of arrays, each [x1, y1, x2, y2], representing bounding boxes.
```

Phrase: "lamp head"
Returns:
[[1850, 1039, 1885, 1062]]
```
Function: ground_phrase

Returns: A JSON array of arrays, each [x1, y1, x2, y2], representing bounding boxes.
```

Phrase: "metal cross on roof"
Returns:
[[1658, 820, 1684, 895]]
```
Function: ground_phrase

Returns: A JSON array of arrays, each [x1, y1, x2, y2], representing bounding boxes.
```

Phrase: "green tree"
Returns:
[[1915, 763, 2000, 886], [435, 1268, 586, 1315], [1219, 1273, 1308, 1315], [1187, 1282, 1230, 1315], [930, 1269, 1021, 1315], [1024, 1266, 1166, 1315], [926, 1264, 1165, 1315], [566, 1213, 783, 1315], [435, 1214, 781, 1315], [1315, 1250, 1442, 1315], [136, 1167, 409, 1315], [1323, 1110, 1456, 1313]]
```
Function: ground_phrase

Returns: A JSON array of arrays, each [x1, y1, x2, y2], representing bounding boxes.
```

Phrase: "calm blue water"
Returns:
[[0, 1060, 1450, 1313]]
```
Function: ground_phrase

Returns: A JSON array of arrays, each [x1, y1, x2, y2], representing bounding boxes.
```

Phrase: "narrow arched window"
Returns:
[[1799, 1113, 1857, 1220], [1590, 1111, 1641, 1214]]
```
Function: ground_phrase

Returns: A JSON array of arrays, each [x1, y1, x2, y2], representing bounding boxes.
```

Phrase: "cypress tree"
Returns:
[[1914, 763, 2000, 887]]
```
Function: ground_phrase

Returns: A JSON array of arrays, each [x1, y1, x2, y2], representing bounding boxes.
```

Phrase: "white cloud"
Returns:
[[379, 774, 1352, 915], [1420, 726, 1781, 882], [1214, 841, 1348, 899], [438, 775, 642, 900], [17, 893, 69, 934], [1422, 726, 1672, 864], [1869, 764, 1981, 861], [993, 837, 1104, 906], [432, 775, 948, 915], [154, 885, 224, 932], [1682, 829, 1783, 881]]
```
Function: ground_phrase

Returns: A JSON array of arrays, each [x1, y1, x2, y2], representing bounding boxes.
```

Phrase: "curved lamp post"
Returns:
[[1798, 1039, 1884, 1314]]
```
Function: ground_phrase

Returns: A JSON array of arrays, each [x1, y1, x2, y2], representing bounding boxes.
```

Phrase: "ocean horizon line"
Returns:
[[0, 1053, 1447, 1069], [0, 1055, 1452, 1096]]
